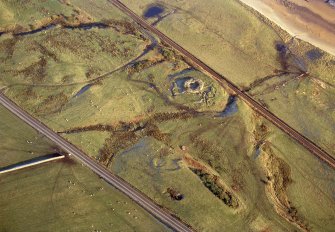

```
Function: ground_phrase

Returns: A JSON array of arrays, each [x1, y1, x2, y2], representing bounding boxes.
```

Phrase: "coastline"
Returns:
[[239, 0, 335, 56]]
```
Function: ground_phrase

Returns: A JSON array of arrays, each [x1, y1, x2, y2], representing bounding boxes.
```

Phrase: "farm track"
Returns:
[[109, 0, 335, 169]]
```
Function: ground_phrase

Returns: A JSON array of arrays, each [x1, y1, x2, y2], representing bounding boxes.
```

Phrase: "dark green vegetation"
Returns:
[[0, 0, 334, 231], [191, 168, 239, 208]]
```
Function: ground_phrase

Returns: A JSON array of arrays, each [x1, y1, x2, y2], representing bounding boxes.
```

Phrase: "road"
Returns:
[[109, 0, 335, 169], [0, 93, 193, 232]]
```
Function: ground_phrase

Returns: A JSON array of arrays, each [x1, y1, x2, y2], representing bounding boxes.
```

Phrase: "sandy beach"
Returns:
[[239, 0, 335, 56]]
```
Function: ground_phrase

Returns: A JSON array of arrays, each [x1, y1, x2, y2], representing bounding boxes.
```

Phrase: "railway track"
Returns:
[[110, 0, 335, 169]]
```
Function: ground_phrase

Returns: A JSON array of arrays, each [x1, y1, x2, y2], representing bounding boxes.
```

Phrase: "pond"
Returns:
[[218, 95, 238, 117], [144, 5, 164, 18], [74, 84, 93, 98], [306, 49, 324, 61], [175, 77, 192, 93], [189, 81, 200, 90]]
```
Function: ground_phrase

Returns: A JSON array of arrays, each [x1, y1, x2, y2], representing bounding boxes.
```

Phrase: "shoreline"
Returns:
[[239, 0, 335, 56]]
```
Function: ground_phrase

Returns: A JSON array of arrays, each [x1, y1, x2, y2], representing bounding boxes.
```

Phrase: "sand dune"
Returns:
[[239, 0, 335, 55]]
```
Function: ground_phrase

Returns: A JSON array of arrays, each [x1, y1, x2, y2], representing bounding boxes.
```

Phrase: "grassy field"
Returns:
[[0, 0, 334, 231], [121, 0, 283, 87], [62, 131, 110, 159], [108, 97, 335, 231], [70, 0, 129, 21], [0, 104, 55, 167], [263, 126, 335, 232], [0, 24, 146, 86], [0, 0, 90, 33], [109, 102, 299, 231], [1, 26, 228, 130], [121, 0, 335, 156], [0, 159, 170, 232], [249, 72, 335, 156]]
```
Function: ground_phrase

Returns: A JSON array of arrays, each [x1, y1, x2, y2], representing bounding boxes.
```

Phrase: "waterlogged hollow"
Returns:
[[175, 77, 193, 93], [144, 5, 164, 18], [74, 84, 93, 98], [218, 95, 238, 117]]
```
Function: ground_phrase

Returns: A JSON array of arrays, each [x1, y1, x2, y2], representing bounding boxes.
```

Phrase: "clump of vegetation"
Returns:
[[35, 92, 68, 115], [127, 59, 160, 75], [142, 123, 171, 144], [191, 168, 239, 208], [101, 19, 140, 37], [167, 187, 184, 201], [13, 57, 48, 83], [99, 131, 139, 165], [85, 67, 103, 79], [21, 87, 37, 99], [150, 111, 195, 123], [0, 38, 19, 59], [261, 145, 309, 231], [189, 134, 228, 173], [159, 46, 176, 61], [34, 43, 59, 62], [60, 124, 117, 134], [253, 122, 269, 145], [275, 41, 290, 71], [158, 45, 184, 70], [59, 111, 194, 136]]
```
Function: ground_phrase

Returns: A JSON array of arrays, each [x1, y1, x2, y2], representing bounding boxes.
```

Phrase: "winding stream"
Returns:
[[8, 22, 111, 37]]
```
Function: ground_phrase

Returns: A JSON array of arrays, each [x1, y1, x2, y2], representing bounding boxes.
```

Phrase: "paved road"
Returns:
[[0, 93, 193, 232], [109, 0, 335, 169]]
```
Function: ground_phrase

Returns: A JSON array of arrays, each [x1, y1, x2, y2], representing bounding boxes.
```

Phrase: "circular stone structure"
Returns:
[[184, 78, 204, 93]]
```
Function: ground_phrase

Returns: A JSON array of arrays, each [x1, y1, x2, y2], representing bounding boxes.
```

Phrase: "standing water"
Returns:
[[218, 95, 238, 117], [144, 5, 164, 18]]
